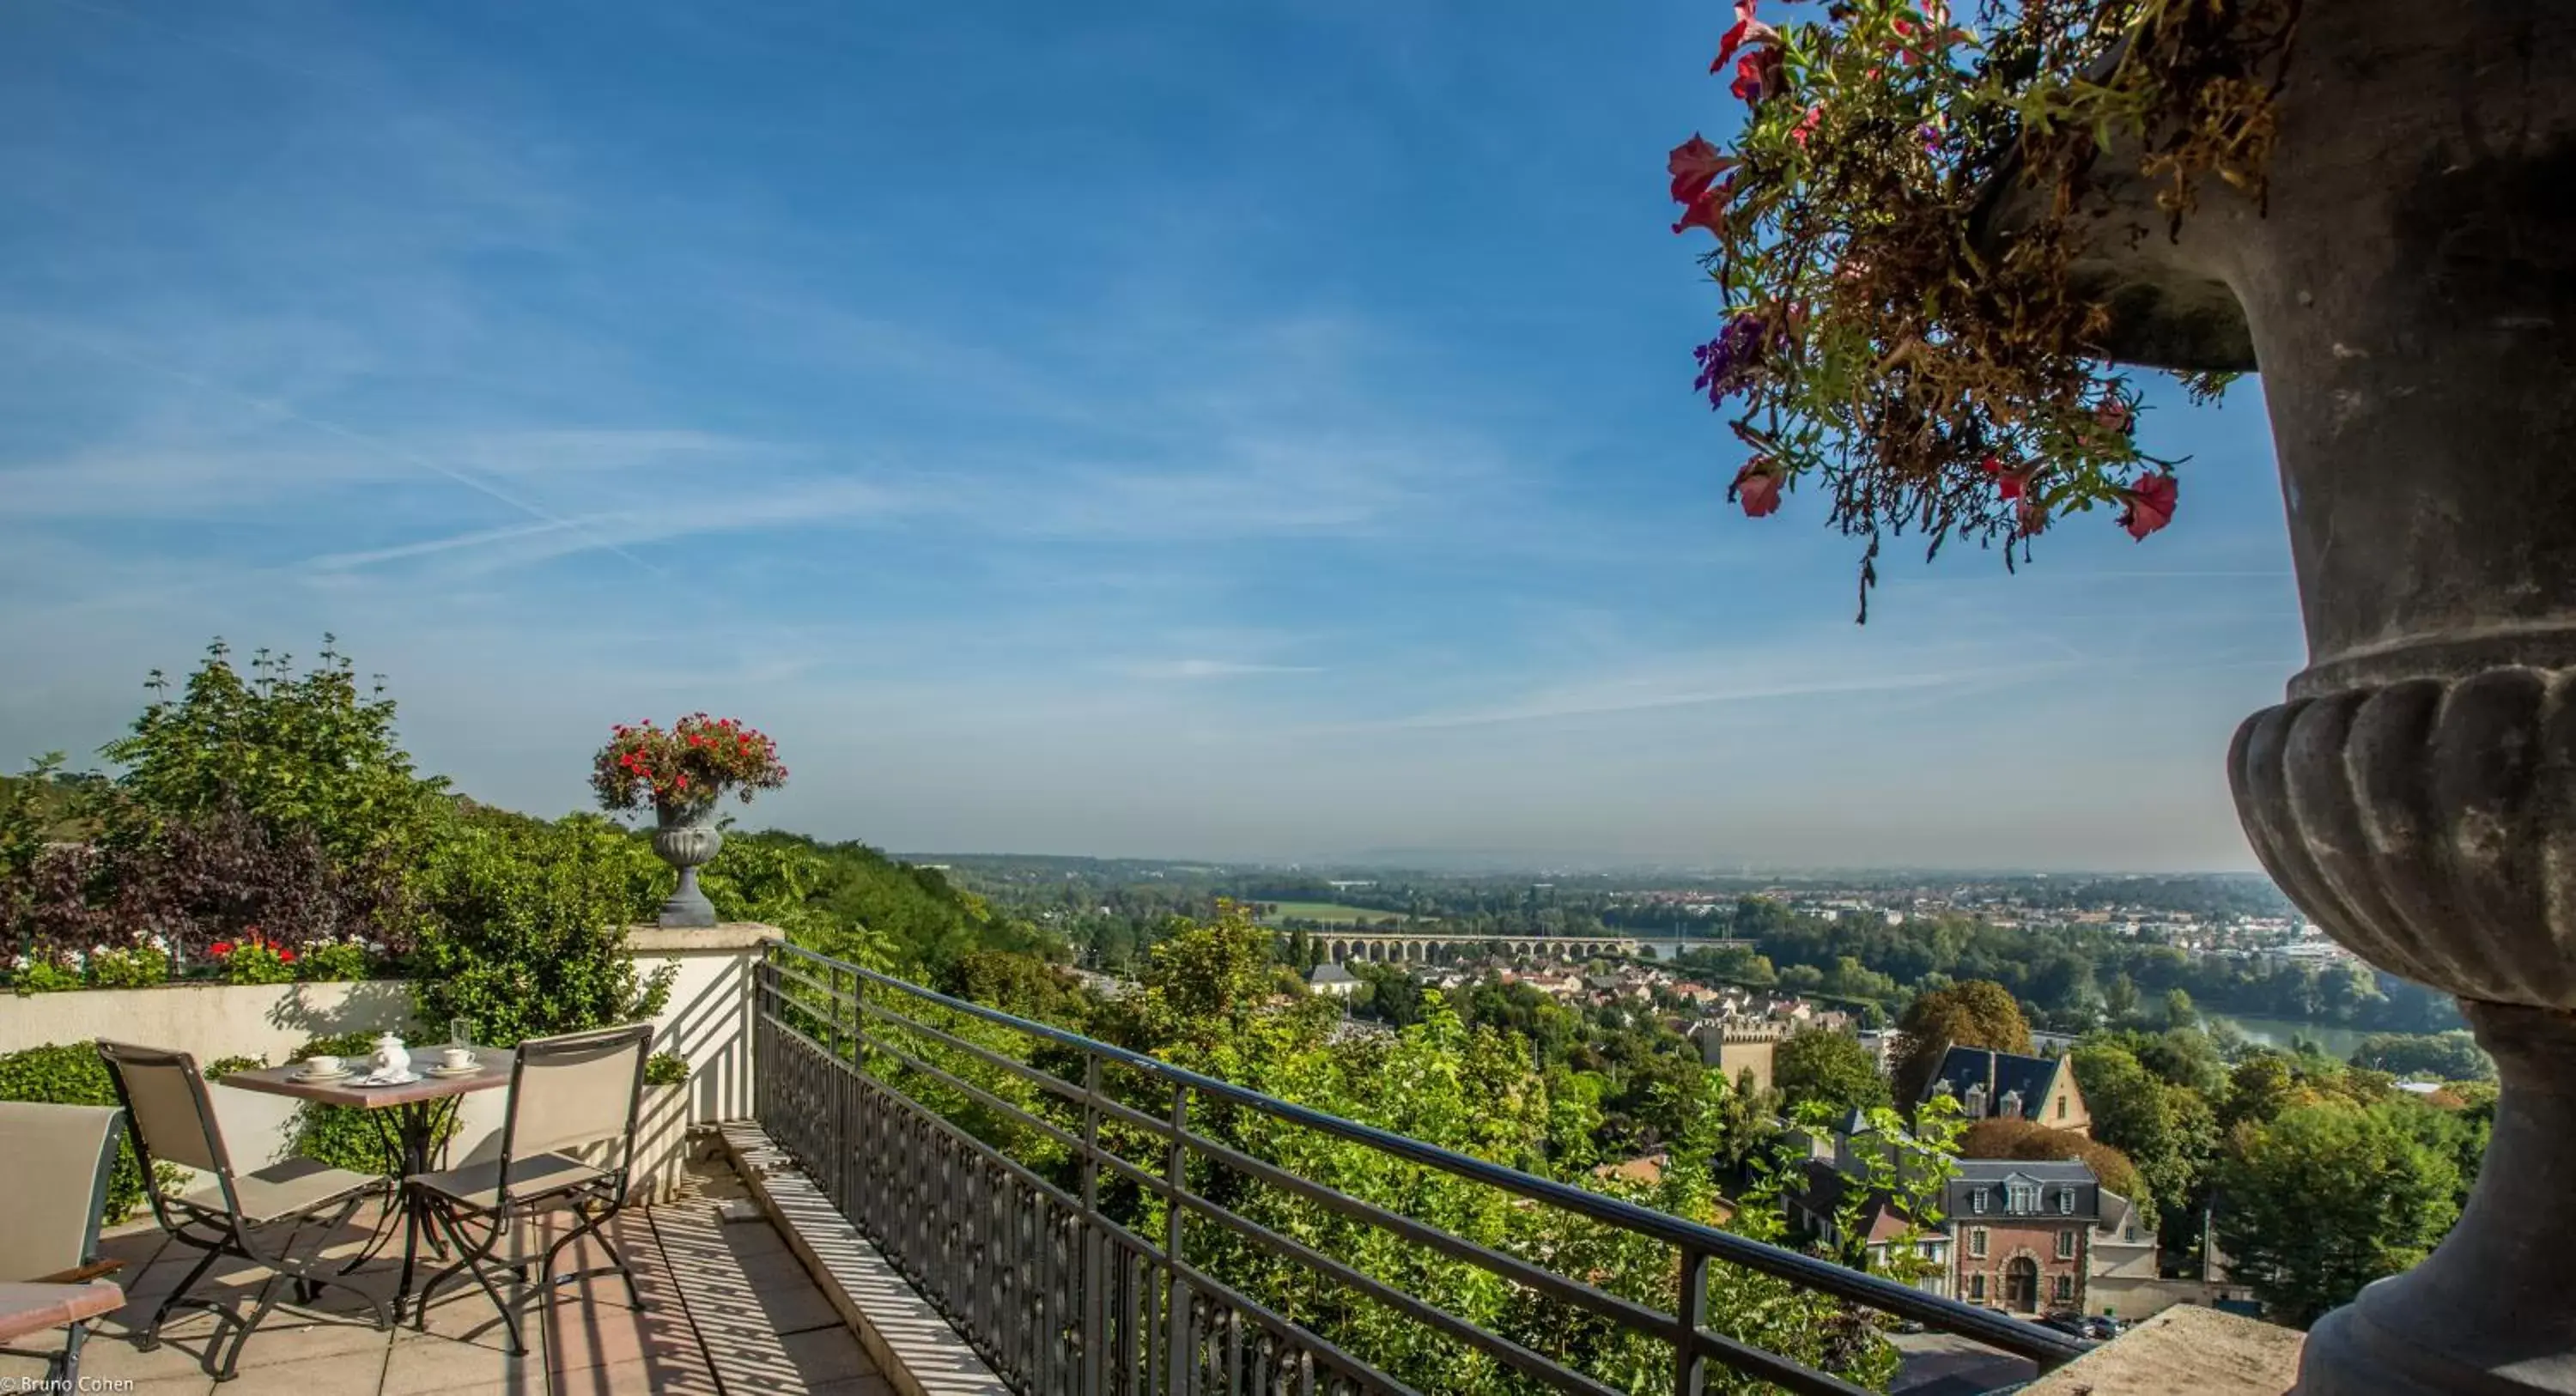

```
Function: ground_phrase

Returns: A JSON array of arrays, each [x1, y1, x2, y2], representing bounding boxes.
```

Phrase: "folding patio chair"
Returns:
[[407, 1022, 654, 1357], [0, 1102, 130, 1387], [96, 1041, 391, 1382]]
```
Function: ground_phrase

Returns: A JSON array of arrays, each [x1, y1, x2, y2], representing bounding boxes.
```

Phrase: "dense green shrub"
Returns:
[[410, 810, 674, 1048], [86, 946, 171, 989], [296, 938, 371, 983], [644, 1052, 688, 1087]]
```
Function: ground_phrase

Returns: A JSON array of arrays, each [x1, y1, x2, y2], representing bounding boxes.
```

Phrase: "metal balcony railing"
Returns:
[[750, 942, 2088, 1396]]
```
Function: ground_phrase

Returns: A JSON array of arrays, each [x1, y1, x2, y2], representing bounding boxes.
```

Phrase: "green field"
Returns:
[[1258, 901, 1419, 926]]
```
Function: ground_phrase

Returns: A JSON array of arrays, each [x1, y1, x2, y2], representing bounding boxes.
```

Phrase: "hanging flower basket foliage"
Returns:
[[1671, 0, 2299, 617]]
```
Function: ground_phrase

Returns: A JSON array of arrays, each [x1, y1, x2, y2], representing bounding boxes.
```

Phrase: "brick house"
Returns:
[[1947, 1160, 2100, 1314]]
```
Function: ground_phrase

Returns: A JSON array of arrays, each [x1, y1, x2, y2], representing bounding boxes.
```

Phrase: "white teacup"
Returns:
[[306, 1055, 343, 1076], [440, 1047, 475, 1070]]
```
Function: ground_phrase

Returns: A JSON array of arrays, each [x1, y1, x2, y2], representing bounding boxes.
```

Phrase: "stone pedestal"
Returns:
[[652, 804, 724, 929], [1996, 0, 2576, 1388]]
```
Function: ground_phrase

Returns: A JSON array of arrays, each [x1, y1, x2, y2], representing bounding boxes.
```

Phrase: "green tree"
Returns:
[[408, 809, 674, 1047], [1772, 1029, 1893, 1116], [2104, 972, 2140, 1023], [2213, 1100, 2462, 1326], [1893, 980, 2032, 1103], [2163, 987, 2196, 1029], [2348, 1030, 2494, 1082], [2072, 1042, 2218, 1241], [97, 639, 447, 868]]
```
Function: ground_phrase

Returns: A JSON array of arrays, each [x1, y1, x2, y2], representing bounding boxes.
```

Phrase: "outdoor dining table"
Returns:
[[219, 1049, 512, 1304]]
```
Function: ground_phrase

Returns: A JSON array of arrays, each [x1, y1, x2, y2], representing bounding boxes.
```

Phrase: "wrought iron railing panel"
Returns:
[[750, 942, 2086, 1396]]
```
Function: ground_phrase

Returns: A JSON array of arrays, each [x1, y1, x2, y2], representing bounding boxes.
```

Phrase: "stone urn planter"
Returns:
[[2020, 2, 2576, 1391], [651, 804, 723, 929]]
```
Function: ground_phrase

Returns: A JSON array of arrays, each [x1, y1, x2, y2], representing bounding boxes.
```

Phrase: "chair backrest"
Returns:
[[0, 1102, 124, 1282], [95, 1041, 232, 1179], [500, 1023, 653, 1187]]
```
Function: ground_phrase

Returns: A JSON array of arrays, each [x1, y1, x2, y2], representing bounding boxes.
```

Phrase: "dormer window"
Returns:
[[1971, 1187, 1989, 1215], [1964, 1083, 1989, 1119], [1998, 1089, 2023, 1120], [2058, 1188, 2076, 1215], [2008, 1182, 2038, 1213]]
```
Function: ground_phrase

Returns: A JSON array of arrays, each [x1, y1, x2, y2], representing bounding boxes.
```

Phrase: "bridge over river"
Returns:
[[1288, 932, 1753, 965]]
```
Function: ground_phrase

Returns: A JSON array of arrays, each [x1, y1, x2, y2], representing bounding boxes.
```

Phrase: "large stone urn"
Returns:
[[652, 802, 723, 929], [2002, 0, 2576, 1389]]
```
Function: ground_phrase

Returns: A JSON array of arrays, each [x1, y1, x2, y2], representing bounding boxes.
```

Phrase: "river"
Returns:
[[2208, 1014, 2371, 1059]]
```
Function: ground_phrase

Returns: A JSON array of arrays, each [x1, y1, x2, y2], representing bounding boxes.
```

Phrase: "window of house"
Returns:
[[2008, 1183, 2037, 1213], [2057, 1229, 2078, 1259], [2056, 1095, 2068, 1120], [2059, 1188, 2076, 1215], [1971, 1187, 1989, 1214], [1970, 1272, 1987, 1302], [1970, 1228, 1989, 1259], [2054, 1275, 2075, 1303]]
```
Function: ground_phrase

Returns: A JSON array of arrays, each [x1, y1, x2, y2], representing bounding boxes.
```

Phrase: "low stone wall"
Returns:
[[0, 922, 778, 1202]]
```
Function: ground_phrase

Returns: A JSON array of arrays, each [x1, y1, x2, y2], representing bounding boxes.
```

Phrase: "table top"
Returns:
[[217, 1049, 512, 1109]]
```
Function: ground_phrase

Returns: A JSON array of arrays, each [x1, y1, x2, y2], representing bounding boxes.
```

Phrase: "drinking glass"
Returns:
[[449, 1017, 474, 1050]]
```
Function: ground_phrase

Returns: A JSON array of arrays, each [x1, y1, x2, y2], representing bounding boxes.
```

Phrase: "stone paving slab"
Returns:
[[0, 1152, 892, 1395]]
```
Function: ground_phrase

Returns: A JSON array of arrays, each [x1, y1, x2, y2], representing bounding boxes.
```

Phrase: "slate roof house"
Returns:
[[1948, 1160, 2102, 1314], [1922, 1045, 2091, 1137]]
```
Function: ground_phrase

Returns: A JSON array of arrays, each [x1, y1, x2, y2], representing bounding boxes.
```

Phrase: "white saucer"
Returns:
[[353, 1071, 422, 1087], [291, 1067, 352, 1083], [424, 1063, 483, 1079]]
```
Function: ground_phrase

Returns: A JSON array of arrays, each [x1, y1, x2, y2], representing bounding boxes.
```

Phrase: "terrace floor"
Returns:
[[0, 1157, 891, 1395]]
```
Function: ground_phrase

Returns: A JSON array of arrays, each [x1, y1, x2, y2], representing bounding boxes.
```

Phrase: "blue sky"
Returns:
[[0, 0, 2307, 869]]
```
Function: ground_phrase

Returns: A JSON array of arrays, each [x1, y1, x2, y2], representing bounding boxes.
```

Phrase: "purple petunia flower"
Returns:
[[1918, 124, 1941, 156], [1692, 313, 1768, 410]]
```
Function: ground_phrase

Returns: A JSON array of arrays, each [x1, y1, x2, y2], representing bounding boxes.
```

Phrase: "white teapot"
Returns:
[[372, 1032, 411, 1078]]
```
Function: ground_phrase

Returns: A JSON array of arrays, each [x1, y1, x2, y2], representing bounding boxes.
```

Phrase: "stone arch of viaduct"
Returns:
[[1303, 934, 1641, 965]]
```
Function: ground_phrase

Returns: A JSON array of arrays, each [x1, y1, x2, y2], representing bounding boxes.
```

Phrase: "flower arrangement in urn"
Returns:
[[591, 714, 788, 928], [1669, 0, 2296, 617]]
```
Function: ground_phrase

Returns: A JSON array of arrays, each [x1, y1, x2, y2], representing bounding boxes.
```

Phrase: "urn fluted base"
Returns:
[[651, 807, 723, 930]]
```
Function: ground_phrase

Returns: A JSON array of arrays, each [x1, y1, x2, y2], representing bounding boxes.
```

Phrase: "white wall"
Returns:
[[0, 924, 778, 1201]]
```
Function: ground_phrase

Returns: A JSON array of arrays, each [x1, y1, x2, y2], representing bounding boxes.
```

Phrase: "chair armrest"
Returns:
[[31, 1260, 125, 1285]]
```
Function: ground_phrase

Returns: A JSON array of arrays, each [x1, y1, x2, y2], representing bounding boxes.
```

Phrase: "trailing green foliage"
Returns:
[[644, 1052, 688, 1087]]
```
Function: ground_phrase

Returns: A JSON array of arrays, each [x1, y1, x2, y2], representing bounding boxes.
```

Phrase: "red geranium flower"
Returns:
[[210, 941, 234, 957], [2118, 473, 2178, 539], [1731, 458, 1783, 518]]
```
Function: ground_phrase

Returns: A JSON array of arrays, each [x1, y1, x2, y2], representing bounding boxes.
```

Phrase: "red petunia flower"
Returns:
[[2118, 473, 2178, 539], [1672, 179, 1734, 239], [1711, 0, 1774, 72], [2095, 399, 2136, 435], [1668, 134, 1735, 203], [1731, 458, 1783, 518], [210, 941, 234, 957], [1732, 46, 1786, 103], [1790, 105, 1824, 148]]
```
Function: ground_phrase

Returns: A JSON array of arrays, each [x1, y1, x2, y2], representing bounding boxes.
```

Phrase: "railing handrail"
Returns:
[[761, 939, 2088, 1372]]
